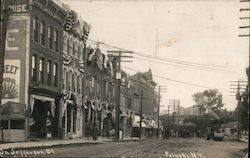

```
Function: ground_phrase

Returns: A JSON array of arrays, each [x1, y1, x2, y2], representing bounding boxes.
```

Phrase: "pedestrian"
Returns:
[[93, 122, 98, 141], [86, 123, 91, 140]]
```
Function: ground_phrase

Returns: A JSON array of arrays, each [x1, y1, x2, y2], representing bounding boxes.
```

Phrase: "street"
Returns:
[[23, 138, 247, 158]]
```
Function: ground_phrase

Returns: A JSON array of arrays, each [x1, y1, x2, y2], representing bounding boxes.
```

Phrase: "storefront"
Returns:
[[0, 101, 26, 142], [29, 95, 56, 139], [132, 115, 147, 138], [62, 91, 83, 139]]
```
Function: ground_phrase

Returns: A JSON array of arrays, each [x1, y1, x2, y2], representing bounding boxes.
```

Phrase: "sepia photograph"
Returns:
[[0, 0, 249, 157]]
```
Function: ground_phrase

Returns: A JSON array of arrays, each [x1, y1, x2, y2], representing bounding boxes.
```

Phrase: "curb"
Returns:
[[0, 138, 143, 150]]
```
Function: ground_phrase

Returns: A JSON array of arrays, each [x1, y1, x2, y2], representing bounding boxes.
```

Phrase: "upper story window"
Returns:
[[40, 21, 45, 46], [67, 71, 70, 91], [47, 60, 52, 86], [39, 58, 44, 83], [72, 73, 75, 92], [54, 30, 59, 52], [32, 55, 38, 82], [77, 45, 81, 59], [77, 76, 82, 94], [72, 42, 76, 56], [63, 69, 67, 89], [33, 17, 39, 43], [48, 27, 53, 50], [67, 39, 70, 54], [53, 63, 58, 87]]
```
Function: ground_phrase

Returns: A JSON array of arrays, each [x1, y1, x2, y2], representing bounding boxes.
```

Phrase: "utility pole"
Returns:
[[229, 80, 248, 141], [154, 85, 167, 139], [139, 76, 143, 139], [0, 0, 10, 144], [237, 81, 241, 140], [0, 0, 2, 144], [157, 85, 160, 138], [239, 0, 250, 146], [107, 50, 133, 140]]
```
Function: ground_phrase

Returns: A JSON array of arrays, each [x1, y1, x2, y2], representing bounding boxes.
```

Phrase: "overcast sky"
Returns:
[[60, 0, 249, 111]]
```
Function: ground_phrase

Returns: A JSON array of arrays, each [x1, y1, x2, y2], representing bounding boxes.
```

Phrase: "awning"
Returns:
[[1, 101, 26, 120], [132, 115, 147, 128]]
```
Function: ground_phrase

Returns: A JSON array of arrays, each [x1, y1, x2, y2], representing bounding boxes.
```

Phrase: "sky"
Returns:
[[60, 0, 249, 111]]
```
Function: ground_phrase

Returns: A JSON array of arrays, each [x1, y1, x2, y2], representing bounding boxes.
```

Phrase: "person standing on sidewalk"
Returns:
[[93, 122, 98, 141], [86, 122, 91, 140]]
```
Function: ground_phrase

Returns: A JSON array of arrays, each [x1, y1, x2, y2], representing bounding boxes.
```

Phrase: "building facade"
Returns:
[[1, 0, 67, 142]]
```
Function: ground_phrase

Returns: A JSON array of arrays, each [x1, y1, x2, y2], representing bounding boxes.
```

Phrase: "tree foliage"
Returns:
[[192, 89, 224, 114]]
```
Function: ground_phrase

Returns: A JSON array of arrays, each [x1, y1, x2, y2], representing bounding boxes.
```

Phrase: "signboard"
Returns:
[[9, 0, 29, 14], [2, 60, 20, 103]]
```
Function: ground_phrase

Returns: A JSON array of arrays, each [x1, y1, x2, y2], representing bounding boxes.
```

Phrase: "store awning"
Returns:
[[1, 101, 26, 120], [132, 115, 147, 128]]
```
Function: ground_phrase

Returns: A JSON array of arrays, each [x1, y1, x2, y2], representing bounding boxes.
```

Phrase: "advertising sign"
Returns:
[[2, 60, 20, 104], [9, 0, 29, 14]]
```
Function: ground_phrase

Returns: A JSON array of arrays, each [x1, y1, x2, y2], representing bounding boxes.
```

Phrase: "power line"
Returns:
[[123, 66, 211, 88], [87, 38, 237, 71]]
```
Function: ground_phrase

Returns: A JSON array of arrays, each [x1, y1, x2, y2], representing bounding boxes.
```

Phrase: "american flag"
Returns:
[[65, 10, 79, 31], [81, 21, 91, 43]]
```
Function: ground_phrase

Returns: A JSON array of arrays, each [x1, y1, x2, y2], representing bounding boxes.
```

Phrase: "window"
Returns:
[[39, 58, 44, 83], [32, 55, 37, 82], [40, 21, 45, 46], [67, 39, 70, 54], [73, 42, 76, 55], [33, 17, 39, 42], [54, 30, 59, 52], [72, 73, 75, 92], [11, 120, 25, 129], [47, 60, 52, 85], [48, 27, 53, 49], [77, 76, 82, 93], [67, 72, 70, 91], [77, 45, 81, 59], [53, 63, 58, 87], [63, 69, 66, 89]]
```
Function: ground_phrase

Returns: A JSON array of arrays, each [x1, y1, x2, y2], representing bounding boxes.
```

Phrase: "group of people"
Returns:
[[85, 122, 99, 140]]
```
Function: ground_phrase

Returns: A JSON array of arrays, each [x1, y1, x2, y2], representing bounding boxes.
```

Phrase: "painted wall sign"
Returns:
[[9, 0, 29, 14], [2, 60, 20, 103]]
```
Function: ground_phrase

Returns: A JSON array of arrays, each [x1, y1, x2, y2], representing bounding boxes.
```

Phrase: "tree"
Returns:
[[192, 89, 224, 115]]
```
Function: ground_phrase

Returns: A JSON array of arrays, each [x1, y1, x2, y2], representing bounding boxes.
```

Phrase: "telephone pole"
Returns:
[[157, 85, 160, 138], [107, 50, 133, 140], [230, 80, 248, 141], [154, 85, 167, 138], [139, 78, 143, 139], [0, 0, 10, 144], [239, 0, 250, 146]]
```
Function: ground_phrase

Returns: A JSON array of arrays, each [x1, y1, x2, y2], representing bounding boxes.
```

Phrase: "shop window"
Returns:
[[48, 27, 53, 50], [10, 120, 25, 129], [53, 63, 58, 87], [54, 30, 59, 52], [32, 55, 38, 82], [1, 120, 8, 129], [33, 17, 39, 43], [39, 58, 44, 83], [47, 60, 52, 85], [40, 21, 45, 46]]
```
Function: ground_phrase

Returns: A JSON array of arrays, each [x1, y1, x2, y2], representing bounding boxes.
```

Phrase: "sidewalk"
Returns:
[[0, 137, 141, 150]]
